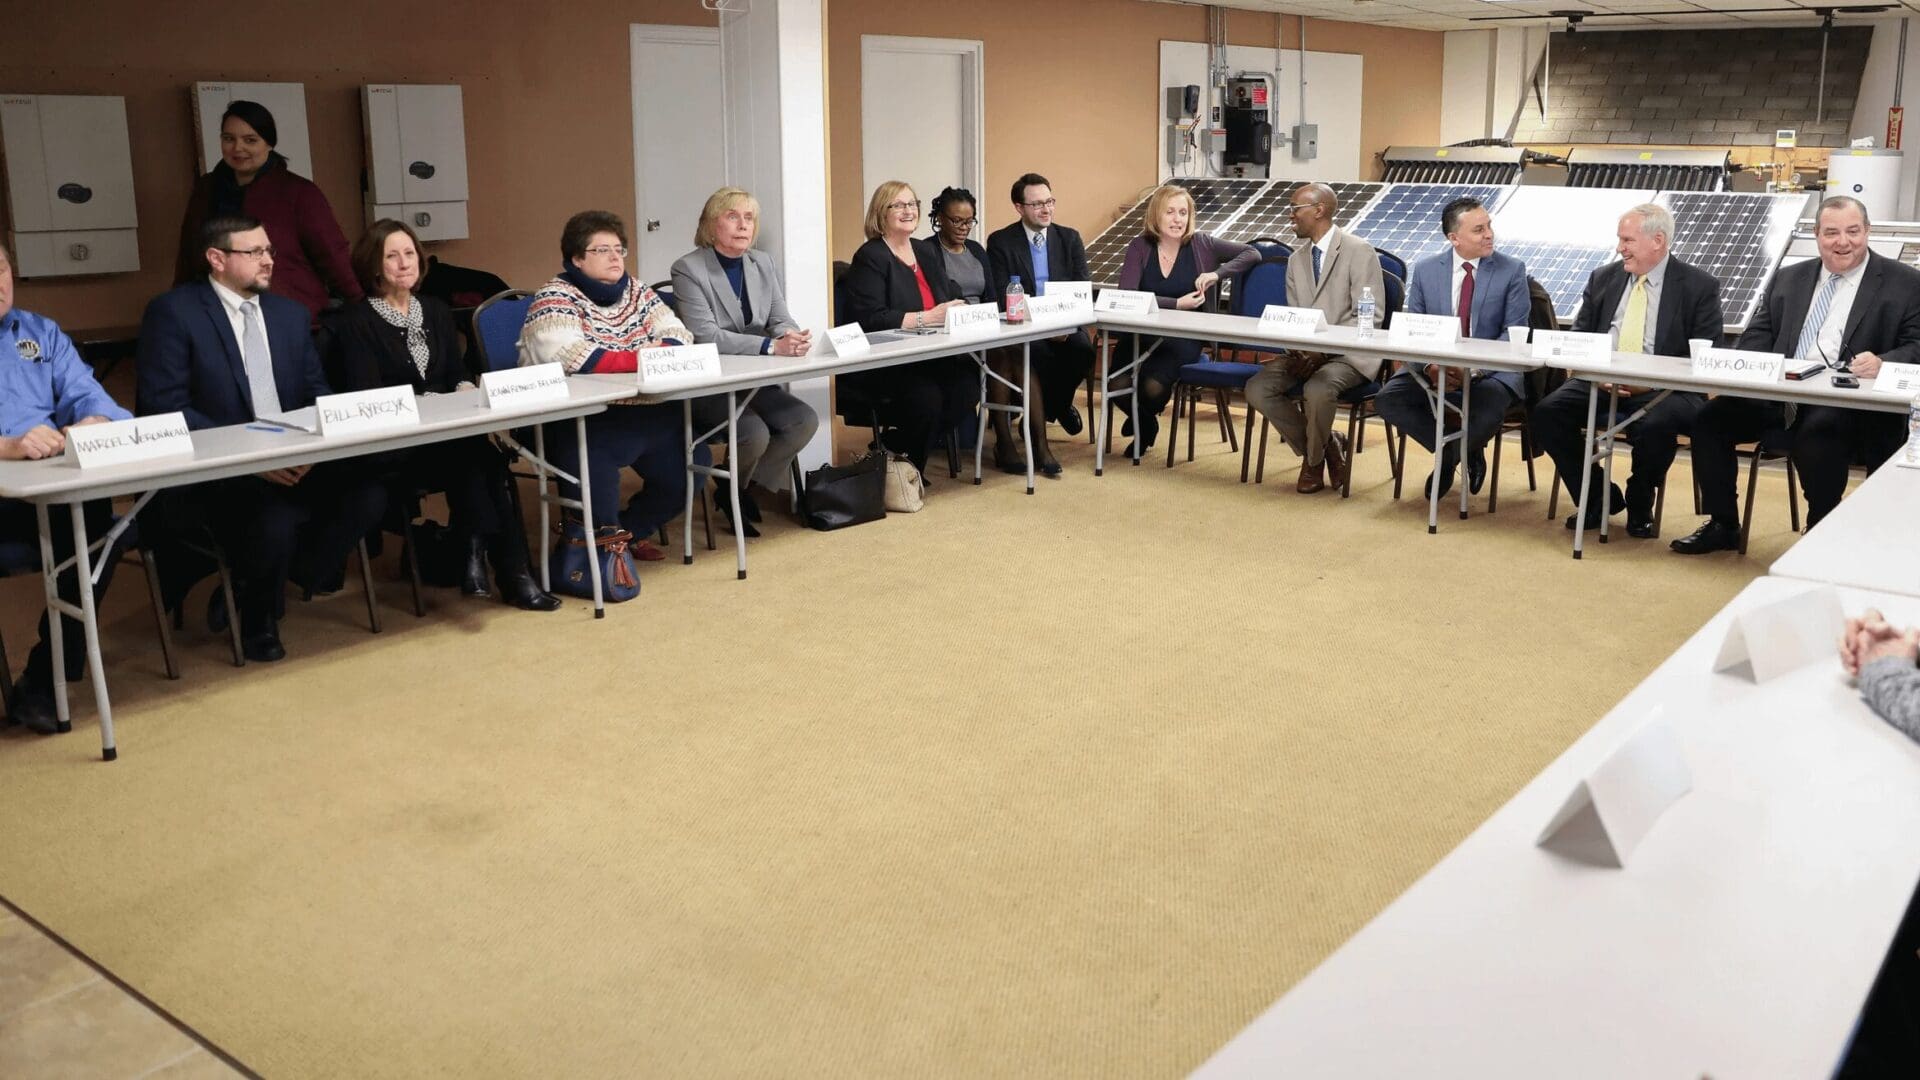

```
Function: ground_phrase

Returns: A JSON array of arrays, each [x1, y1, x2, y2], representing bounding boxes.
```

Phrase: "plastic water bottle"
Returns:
[[1906, 392, 1920, 465], [1357, 286, 1377, 339], [1005, 275, 1029, 323]]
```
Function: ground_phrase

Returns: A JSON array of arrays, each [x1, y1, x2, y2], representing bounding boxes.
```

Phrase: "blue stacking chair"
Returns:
[[1159, 250, 1294, 469], [1376, 248, 1409, 286]]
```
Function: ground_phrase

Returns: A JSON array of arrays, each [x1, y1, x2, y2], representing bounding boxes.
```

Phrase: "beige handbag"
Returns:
[[883, 454, 925, 512]]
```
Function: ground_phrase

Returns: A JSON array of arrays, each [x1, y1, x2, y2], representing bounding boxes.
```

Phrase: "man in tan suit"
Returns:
[[1243, 182, 1387, 493]]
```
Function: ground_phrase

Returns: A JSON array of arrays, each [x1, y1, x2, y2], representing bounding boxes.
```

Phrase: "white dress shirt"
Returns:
[[1808, 257, 1869, 366], [1449, 257, 1478, 335], [1607, 254, 1669, 353], [208, 277, 264, 359]]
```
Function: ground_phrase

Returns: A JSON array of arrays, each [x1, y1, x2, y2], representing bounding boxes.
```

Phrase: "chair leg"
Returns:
[[1216, 388, 1238, 451], [1521, 425, 1538, 491], [1085, 370, 1097, 444], [1381, 420, 1401, 484], [703, 488, 716, 552], [0, 624, 13, 716], [139, 548, 181, 680], [1652, 478, 1666, 539], [215, 555, 244, 667], [401, 518, 427, 619], [1186, 388, 1199, 463], [358, 539, 382, 634], [1342, 406, 1360, 498], [1240, 402, 1257, 483], [1255, 419, 1270, 484], [947, 430, 960, 479], [1547, 464, 1561, 521], [1488, 430, 1505, 514], [1166, 385, 1182, 468], [1392, 431, 1409, 500], [1738, 450, 1761, 555], [1785, 458, 1802, 533]]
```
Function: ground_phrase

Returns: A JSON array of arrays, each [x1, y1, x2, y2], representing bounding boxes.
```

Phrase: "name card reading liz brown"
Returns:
[[65, 412, 194, 469], [944, 302, 1003, 342], [315, 385, 421, 437], [480, 363, 569, 411], [634, 343, 723, 393]]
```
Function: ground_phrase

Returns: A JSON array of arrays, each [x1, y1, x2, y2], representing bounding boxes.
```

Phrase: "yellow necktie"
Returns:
[[1618, 275, 1647, 354]]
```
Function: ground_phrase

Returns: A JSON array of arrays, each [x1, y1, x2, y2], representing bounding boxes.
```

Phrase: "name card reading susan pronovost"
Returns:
[[315, 385, 420, 437], [480, 363, 568, 410], [1536, 711, 1692, 869], [823, 323, 871, 357], [1713, 584, 1846, 683], [1868, 360, 1920, 396], [1258, 305, 1328, 334], [1531, 329, 1615, 365], [1386, 311, 1461, 346], [1694, 347, 1787, 385], [1094, 289, 1158, 317], [944, 302, 1002, 342], [65, 412, 194, 469], [635, 343, 722, 393], [1024, 292, 1091, 330], [1043, 280, 1093, 302]]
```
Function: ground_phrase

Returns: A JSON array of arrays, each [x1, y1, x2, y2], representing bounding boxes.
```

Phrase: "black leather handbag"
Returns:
[[801, 451, 888, 530]]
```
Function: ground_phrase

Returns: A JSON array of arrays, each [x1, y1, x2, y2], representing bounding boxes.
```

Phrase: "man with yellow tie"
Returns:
[[1530, 203, 1723, 538]]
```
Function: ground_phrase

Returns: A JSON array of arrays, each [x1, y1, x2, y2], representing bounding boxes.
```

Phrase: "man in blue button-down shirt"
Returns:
[[0, 241, 131, 735]]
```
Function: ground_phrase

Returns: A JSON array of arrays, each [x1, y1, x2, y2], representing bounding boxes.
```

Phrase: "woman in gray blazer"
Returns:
[[671, 187, 820, 534]]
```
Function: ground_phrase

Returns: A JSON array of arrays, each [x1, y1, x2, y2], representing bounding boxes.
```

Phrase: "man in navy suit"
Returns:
[[1372, 196, 1532, 498], [985, 173, 1094, 438], [136, 215, 386, 661]]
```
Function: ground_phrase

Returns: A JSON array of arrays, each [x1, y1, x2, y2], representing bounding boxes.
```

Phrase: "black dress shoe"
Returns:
[[9, 685, 62, 735], [1563, 484, 1628, 529], [1038, 460, 1063, 479], [461, 535, 491, 599], [1670, 519, 1740, 555], [1056, 406, 1084, 437], [1467, 449, 1487, 495], [715, 494, 760, 538], [736, 488, 763, 524], [1625, 512, 1657, 539], [242, 629, 286, 663], [498, 568, 563, 612]]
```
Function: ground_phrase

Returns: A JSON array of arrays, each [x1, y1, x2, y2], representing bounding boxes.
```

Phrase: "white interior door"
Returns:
[[861, 36, 983, 238], [631, 25, 726, 285]]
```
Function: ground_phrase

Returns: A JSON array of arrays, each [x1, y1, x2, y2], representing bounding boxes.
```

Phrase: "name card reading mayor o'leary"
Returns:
[[635, 342, 722, 392], [1694, 347, 1787, 385], [315, 385, 421, 436], [65, 412, 194, 469], [481, 363, 569, 410]]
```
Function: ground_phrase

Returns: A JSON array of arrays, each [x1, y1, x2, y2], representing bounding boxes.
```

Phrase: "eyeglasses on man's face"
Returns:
[[584, 245, 628, 258], [887, 200, 922, 214], [221, 245, 276, 259], [1021, 198, 1057, 210], [1287, 203, 1317, 215]]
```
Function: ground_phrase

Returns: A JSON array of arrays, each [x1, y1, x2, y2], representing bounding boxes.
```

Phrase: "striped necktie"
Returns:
[[1792, 272, 1844, 363]]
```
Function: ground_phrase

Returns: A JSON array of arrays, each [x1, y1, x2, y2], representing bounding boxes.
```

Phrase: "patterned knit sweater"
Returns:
[[517, 273, 690, 396]]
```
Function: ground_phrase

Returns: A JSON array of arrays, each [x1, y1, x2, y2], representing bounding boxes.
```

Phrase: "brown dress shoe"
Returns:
[[1323, 431, 1351, 489], [1296, 460, 1326, 493]]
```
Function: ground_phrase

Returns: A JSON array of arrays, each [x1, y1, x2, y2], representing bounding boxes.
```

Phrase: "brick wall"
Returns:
[[1512, 27, 1870, 149]]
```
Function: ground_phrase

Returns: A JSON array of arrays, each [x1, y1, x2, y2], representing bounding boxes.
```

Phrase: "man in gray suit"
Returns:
[[1243, 183, 1387, 493]]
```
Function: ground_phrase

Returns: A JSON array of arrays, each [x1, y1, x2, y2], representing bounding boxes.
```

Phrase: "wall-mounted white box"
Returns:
[[0, 94, 140, 276], [362, 84, 469, 241]]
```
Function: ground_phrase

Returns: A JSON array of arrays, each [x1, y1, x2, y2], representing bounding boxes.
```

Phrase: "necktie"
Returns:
[[240, 300, 281, 420], [1618, 275, 1647, 354], [1457, 261, 1475, 337], [1793, 272, 1844, 363], [1311, 245, 1322, 283], [1030, 232, 1048, 293]]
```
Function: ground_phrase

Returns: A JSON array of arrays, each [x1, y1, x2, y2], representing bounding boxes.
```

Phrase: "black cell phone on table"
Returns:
[[1831, 373, 1860, 389]]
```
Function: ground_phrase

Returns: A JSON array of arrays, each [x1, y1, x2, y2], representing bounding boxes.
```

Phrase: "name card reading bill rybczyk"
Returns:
[[1388, 312, 1461, 346], [635, 343, 722, 393], [944, 302, 1002, 342], [65, 412, 194, 469], [315, 385, 420, 437], [1694, 347, 1787, 385], [824, 323, 871, 357], [1258, 305, 1328, 335], [481, 363, 569, 410], [1094, 289, 1157, 317], [1531, 329, 1614, 365]]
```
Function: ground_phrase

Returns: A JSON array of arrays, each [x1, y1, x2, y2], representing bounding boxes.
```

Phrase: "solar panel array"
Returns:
[[1083, 179, 1267, 287], [1349, 184, 1509, 272], [1214, 181, 1383, 245], [1655, 191, 1808, 330]]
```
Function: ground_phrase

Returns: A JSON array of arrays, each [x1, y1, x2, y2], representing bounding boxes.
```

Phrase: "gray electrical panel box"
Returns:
[[1292, 123, 1319, 162], [1165, 85, 1198, 121]]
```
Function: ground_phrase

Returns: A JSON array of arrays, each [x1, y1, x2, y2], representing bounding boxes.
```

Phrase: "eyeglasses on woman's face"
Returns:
[[584, 245, 628, 258], [941, 215, 975, 231], [887, 200, 922, 215]]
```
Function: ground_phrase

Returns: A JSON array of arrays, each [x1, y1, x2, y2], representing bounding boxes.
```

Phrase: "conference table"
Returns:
[[1771, 452, 1920, 598], [0, 380, 634, 761], [1192, 574, 1920, 1079]]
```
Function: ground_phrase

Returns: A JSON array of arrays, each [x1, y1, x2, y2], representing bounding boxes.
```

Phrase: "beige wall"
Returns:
[[826, 0, 1445, 259]]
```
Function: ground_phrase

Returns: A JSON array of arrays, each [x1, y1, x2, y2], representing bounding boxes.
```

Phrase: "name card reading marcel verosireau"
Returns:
[[481, 363, 569, 410], [66, 412, 194, 469], [635, 343, 722, 393], [315, 385, 421, 437]]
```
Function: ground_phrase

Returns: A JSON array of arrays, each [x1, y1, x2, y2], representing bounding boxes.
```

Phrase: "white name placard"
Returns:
[[1531, 329, 1615, 365], [823, 323, 871, 357], [635, 343, 722, 393], [315, 385, 420, 437], [1387, 312, 1461, 346], [1043, 280, 1093, 303], [65, 413, 194, 469], [944, 302, 1002, 342], [1868, 360, 1920, 396], [1259, 305, 1328, 335], [1094, 289, 1158, 317], [1694, 347, 1787, 385], [1537, 712, 1692, 869], [481, 363, 568, 411], [1712, 584, 1846, 683], [1023, 292, 1089, 330]]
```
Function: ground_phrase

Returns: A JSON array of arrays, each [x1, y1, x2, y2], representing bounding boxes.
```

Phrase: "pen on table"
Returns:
[[245, 424, 293, 433]]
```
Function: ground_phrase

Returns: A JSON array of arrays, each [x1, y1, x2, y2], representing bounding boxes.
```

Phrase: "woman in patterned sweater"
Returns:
[[520, 210, 691, 561]]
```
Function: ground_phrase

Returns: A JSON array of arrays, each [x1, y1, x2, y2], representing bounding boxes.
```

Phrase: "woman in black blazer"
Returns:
[[331, 219, 559, 611], [840, 181, 978, 475], [929, 186, 993, 304]]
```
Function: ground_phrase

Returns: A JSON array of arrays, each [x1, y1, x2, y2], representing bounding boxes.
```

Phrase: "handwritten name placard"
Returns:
[[1043, 280, 1093, 303], [65, 413, 193, 469], [1694, 347, 1787, 385], [1387, 312, 1461, 347], [1868, 360, 1920, 397], [1258, 305, 1328, 335], [1094, 289, 1158, 317], [1532, 329, 1615, 365], [481, 363, 569, 411], [635, 343, 723, 393], [944, 302, 1002, 342], [1024, 293, 1091, 330], [823, 323, 871, 357], [315, 386, 420, 437]]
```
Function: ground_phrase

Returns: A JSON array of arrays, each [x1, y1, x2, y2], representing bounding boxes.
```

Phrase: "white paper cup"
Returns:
[[1507, 326, 1531, 354], [1688, 338, 1712, 362]]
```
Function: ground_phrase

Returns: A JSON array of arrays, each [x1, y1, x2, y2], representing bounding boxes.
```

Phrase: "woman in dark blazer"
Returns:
[[840, 180, 977, 475], [330, 219, 559, 612], [929, 187, 993, 304]]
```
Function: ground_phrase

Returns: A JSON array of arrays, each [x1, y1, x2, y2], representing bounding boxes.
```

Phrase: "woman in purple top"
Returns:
[[1111, 184, 1261, 454]]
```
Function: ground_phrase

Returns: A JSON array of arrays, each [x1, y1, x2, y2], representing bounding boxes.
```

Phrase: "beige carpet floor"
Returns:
[[0, 414, 1797, 1078]]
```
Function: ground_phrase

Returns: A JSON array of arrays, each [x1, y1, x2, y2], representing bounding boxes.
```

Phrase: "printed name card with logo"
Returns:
[[823, 323, 871, 357], [1387, 312, 1460, 346], [315, 386, 420, 437], [1694, 347, 1787, 385], [635, 343, 723, 393], [1024, 293, 1090, 330], [1868, 360, 1920, 397], [1258, 305, 1328, 335], [65, 413, 194, 469], [1042, 280, 1093, 303], [1094, 289, 1158, 317], [1531, 329, 1614, 365], [480, 363, 569, 411], [1536, 711, 1692, 869], [944, 302, 1002, 342]]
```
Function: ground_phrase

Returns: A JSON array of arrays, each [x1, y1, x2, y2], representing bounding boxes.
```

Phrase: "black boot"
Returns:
[[714, 490, 760, 538], [461, 534, 491, 598], [486, 528, 560, 612]]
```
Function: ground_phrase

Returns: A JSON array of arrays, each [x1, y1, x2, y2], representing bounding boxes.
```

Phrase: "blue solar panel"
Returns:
[[1655, 191, 1804, 330], [1497, 240, 1612, 321], [1084, 178, 1269, 288], [1350, 184, 1508, 272], [1215, 181, 1384, 245]]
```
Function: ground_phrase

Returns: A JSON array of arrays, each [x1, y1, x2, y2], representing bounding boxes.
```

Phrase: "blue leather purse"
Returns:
[[550, 521, 640, 602]]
